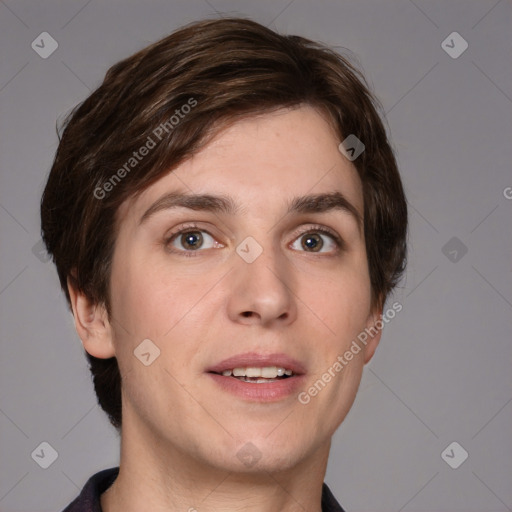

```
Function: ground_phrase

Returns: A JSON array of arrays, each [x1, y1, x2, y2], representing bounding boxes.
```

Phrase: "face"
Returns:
[[90, 105, 381, 473]]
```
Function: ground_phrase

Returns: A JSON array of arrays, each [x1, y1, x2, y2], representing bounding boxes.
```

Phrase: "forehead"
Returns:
[[117, 105, 363, 227]]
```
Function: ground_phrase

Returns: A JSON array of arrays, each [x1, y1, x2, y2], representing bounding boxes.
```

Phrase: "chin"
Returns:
[[223, 449, 304, 475], [199, 432, 306, 474]]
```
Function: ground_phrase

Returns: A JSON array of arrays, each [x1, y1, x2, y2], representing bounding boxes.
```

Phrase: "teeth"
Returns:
[[221, 366, 294, 378], [246, 367, 262, 377], [261, 367, 277, 378]]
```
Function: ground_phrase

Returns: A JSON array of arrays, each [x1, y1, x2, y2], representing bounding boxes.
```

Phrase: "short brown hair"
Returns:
[[41, 17, 407, 430]]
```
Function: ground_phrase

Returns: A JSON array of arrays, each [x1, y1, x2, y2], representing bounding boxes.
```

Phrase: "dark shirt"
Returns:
[[62, 467, 346, 512]]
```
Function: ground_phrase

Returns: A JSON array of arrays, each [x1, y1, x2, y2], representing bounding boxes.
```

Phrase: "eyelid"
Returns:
[[289, 224, 344, 252], [165, 221, 208, 239], [164, 222, 219, 247], [291, 223, 341, 242]]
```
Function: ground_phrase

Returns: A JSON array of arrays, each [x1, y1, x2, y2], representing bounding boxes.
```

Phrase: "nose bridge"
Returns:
[[228, 230, 296, 324], [236, 229, 285, 280]]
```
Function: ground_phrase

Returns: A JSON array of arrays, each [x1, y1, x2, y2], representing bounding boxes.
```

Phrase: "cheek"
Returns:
[[301, 272, 371, 436], [304, 256, 372, 341], [108, 250, 183, 338], [331, 280, 371, 336], [108, 251, 216, 372], [107, 261, 198, 423]]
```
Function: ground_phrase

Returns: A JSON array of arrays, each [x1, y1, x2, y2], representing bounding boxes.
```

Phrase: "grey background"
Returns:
[[1, 1, 511, 511]]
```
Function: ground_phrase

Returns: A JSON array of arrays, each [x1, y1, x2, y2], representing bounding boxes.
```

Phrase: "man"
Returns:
[[41, 17, 407, 512]]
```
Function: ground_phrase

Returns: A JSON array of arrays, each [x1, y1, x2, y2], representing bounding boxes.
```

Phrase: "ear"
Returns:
[[362, 304, 384, 365], [67, 276, 115, 359]]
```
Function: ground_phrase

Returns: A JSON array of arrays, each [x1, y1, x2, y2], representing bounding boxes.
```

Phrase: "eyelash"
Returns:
[[163, 222, 344, 258]]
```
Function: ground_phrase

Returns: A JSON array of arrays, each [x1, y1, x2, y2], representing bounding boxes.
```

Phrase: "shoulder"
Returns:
[[61, 467, 119, 512], [321, 482, 347, 512]]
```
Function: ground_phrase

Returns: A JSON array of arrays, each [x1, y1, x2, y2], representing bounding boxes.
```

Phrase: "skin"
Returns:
[[68, 105, 383, 512]]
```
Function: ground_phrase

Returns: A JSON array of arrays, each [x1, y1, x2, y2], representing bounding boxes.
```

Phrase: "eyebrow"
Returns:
[[139, 190, 363, 232]]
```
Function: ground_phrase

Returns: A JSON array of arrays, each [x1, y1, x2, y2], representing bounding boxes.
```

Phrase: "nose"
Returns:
[[226, 239, 298, 328]]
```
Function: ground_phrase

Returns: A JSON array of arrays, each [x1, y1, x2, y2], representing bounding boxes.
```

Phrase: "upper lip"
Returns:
[[206, 352, 306, 375]]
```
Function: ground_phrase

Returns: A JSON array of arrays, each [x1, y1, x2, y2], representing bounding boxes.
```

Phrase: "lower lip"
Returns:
[[207, 373, 306, 402]]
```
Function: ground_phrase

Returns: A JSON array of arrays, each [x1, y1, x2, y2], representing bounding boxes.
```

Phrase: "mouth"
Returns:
[[206, 352, 306, 401], [209, 365, 296, 384]]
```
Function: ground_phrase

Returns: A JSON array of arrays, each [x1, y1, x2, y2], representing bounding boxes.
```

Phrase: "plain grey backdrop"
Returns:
[[1, 1, 511, 511]]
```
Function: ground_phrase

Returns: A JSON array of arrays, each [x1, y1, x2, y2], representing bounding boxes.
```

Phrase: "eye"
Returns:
[[164, 223, 220, 257], [164, 223, 343, 258], [290, 225, 343, 254]]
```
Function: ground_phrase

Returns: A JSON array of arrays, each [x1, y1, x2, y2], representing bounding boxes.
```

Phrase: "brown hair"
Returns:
[[41, 17, 407, 430]]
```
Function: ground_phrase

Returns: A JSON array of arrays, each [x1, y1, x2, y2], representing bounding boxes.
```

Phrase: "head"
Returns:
[[41, 17, 406, 471]]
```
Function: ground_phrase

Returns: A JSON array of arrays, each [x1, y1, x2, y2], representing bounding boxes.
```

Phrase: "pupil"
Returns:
[[183, 231, 202, 249], [303, 234, 322, 251]]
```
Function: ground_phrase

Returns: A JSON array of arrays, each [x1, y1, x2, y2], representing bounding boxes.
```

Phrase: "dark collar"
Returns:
[[62, 467, 346, 512]]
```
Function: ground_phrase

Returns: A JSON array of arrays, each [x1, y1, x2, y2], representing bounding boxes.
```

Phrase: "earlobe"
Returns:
[[362, 307, 384, 365], [67, 276, 116, 359]]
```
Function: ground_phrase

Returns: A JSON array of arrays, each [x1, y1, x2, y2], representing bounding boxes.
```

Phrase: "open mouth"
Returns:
[[206, 354, 306, 400], [209, 366, 295, 384]]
